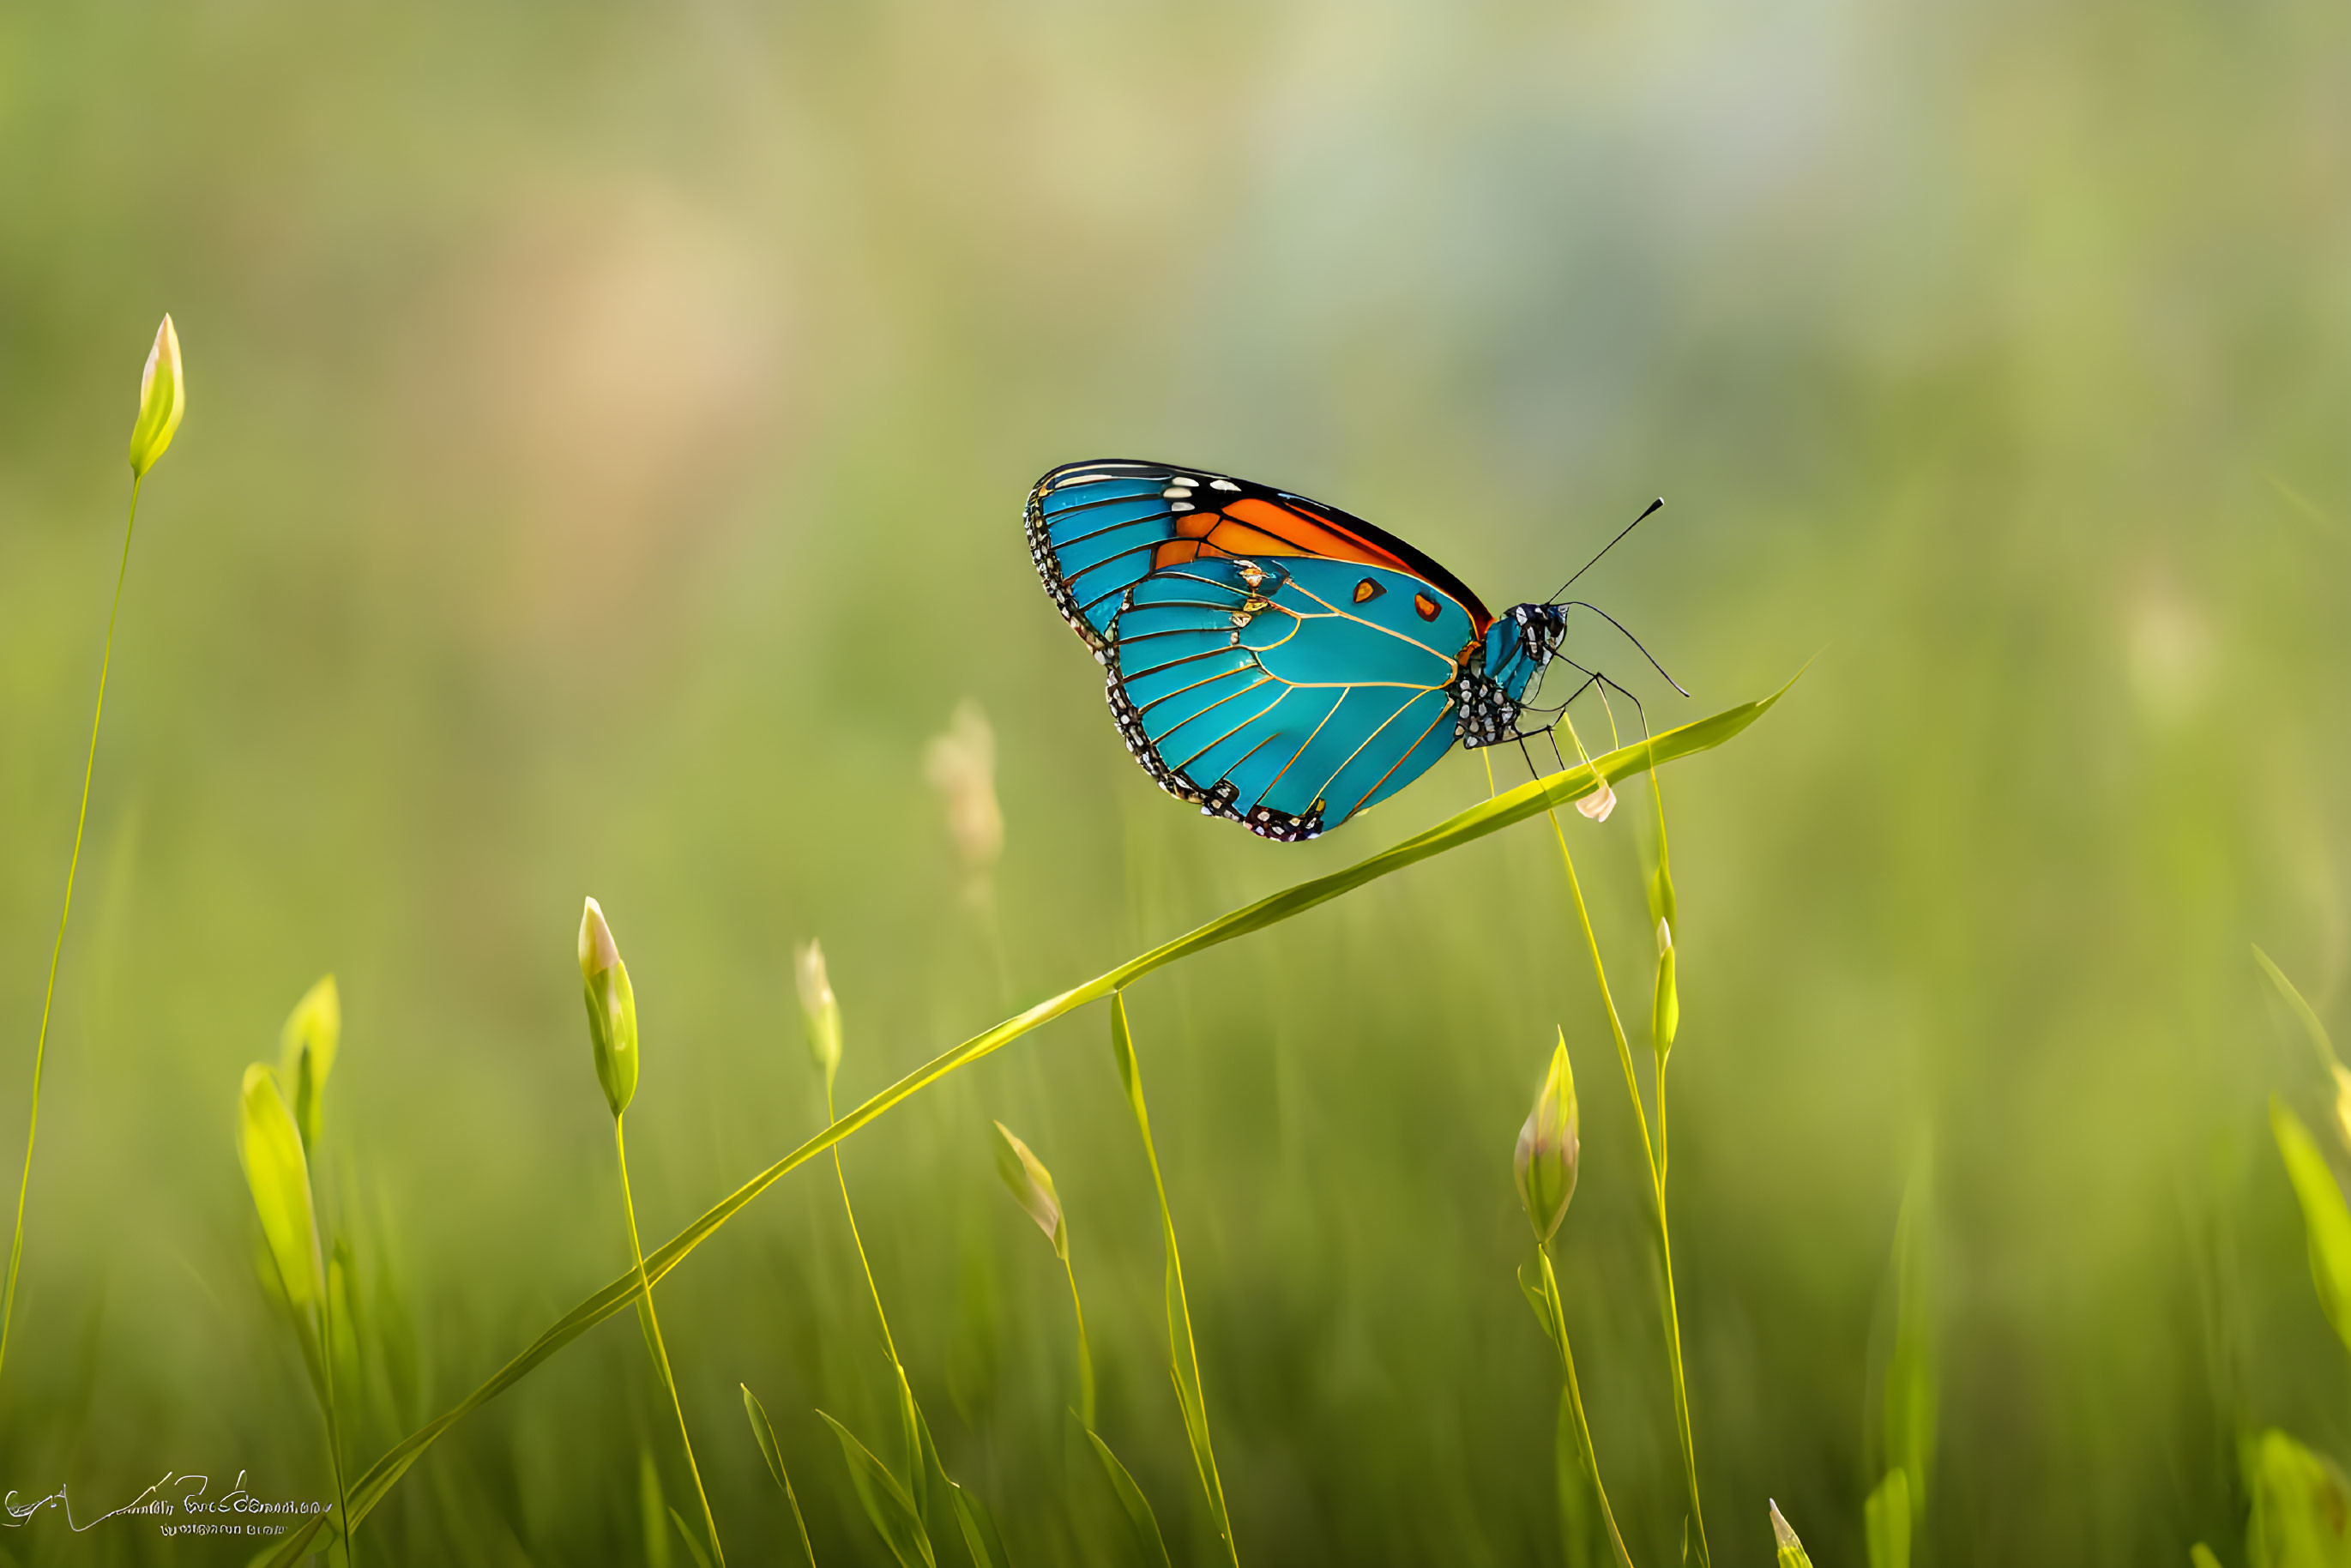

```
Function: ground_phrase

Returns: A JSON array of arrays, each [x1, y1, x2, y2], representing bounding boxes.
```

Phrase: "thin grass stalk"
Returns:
[[321, 1261, 357, 1567], [0, 479, 144, 1391], [824, 1078, 925, 1487], [1111, 993, 1238, 1565], [1062, 1248, 1096, 1432], [255, 691, 1782, 1565], [1541, 739, 1709, 1567], [1540, 1245, 1636, 1568], [617, 1116, 726, 1568]]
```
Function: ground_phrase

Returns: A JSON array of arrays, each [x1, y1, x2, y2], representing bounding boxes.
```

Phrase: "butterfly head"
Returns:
[[1499, 603, 1568, 684]]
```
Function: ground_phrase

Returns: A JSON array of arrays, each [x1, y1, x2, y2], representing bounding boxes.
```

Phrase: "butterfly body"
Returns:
[[1028, 460, 1566, 841]]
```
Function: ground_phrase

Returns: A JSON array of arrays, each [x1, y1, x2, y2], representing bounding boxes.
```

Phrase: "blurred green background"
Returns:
[[3, 0, 2349, 1562]]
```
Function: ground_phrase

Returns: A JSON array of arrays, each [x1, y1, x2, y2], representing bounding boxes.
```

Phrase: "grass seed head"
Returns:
[[794, 939, 842, 1095], [1515, 1031, 1580, 1244], [924, 700, 1004, 884], [577, 897, 639, 1119], [1575, 779, 1617, 821], [128, 314, 185, 479], [991, 1120, 1067, 1260]]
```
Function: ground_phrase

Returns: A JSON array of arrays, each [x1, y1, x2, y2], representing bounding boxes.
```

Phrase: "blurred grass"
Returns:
[[3, 0, 2350, 1563]]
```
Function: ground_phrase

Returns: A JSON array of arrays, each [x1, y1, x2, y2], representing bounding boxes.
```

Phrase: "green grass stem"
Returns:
[[254, 689, 1783, 1565], [0, 477, 143, 1395], [1110, 992, 1238, 1565], [1548, 710, 1710, 1568], [618, 1115, 726, 1568], [323, 1261, 356, 1567], [1544, 815, 1709, 1565], [823, 1077, 926, 1498], [1540, 1245, 1636, 1568]]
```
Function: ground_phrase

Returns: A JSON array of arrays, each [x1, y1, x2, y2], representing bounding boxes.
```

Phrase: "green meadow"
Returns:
[[3, 2, 2350, 1563]]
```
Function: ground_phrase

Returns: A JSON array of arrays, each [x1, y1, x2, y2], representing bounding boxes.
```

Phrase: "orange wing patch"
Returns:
[[1151, 496, 1420, 576]]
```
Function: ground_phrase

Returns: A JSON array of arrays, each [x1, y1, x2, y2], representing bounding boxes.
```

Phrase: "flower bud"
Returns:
[[277, 974, 341, 1155], [128, 315, 186, 479], [795, 939, 841, 1095], [578, 897, 639, 1119], [1514, 1032, 1580, 1244], [991, 1121, 1067, 1259], [1575, 779, 1616, 822], [1652, 918, 1679, 1065], [1769, 1500, 1815, 1568], [238, 1063, 324, 1318], [923, 700, 1005, 887]]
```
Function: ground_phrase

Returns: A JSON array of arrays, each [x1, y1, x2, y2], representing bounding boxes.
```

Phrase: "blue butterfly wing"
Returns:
[[1031, 459, 1497, 841], [1026, 466, 1189, 648]]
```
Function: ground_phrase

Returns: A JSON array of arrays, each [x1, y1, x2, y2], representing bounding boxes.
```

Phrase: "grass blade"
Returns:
[[2246, 1429, 2351, 1565], [1883, 1164, 1936, 1520], [1516, 1255, 1561, 1350], [1085, 1428, 1174, 1568], [947, 1481, 1013, 1568], [817, 1409, 937, 1568], [1864, 1469, 1910, 1568], [2270, 1098, 2351, 1358], [641, 1449, 674, 1568], [255, 689, 1787, 1565], [2255, 946, 2340, 1071], [907, 1400, 1013, 1567], [743, 1384, 817, 1567], [671, 1507, 715, 1568]]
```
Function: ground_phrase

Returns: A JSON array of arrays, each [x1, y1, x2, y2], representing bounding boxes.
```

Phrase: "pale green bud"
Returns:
[[277, 974, 341, 1155], [1652, 918, 1679, 1064], [128, 315, 185, 479], [992, 1120, 1067, 1260], [1514, 1032, 1580, 1244], [1769, 1500, 1814, 1568], [578, 897, 639, 1119], [238, 1063, 324, 1317], [795, 939, 841, 1094]]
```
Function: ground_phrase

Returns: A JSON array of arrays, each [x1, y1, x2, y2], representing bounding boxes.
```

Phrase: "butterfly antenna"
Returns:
[[1548, 498, 1664, 603], [1558, 600, 1691, 697]]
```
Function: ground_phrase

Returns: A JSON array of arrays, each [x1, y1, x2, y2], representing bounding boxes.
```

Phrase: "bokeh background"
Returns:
[[3, 1, 2350, 1562]]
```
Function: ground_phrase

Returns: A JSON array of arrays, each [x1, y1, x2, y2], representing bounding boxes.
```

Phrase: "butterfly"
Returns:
[[1026, 459, 1627, 842]]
